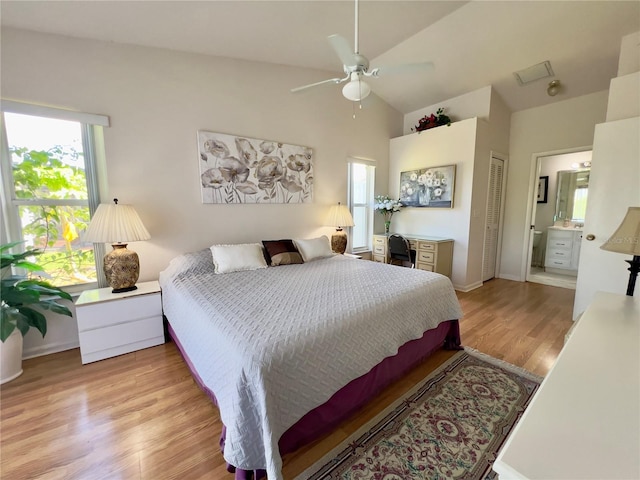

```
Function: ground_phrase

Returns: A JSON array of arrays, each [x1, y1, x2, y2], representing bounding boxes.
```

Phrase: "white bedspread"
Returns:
[[159, 251, 462, 480]]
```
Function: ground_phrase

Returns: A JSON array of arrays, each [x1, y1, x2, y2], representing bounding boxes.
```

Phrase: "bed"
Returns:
[[159, 246, 463, 480]]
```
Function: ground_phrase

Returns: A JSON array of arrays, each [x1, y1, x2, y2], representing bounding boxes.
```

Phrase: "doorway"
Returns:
[[526, 149, 592, 289]]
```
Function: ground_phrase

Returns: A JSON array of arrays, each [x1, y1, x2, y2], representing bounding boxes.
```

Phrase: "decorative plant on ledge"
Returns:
[[1, 241, 73, 343], [412, 108, 452, 133]]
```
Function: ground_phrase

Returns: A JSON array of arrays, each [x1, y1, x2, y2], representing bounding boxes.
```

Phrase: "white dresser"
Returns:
[[75, 280, 164, 364], [492, 292, 639, 479], [544, 227, 582, 274]]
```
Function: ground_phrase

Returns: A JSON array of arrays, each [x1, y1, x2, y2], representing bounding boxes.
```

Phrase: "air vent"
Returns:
[[514, 61, 554, 85]]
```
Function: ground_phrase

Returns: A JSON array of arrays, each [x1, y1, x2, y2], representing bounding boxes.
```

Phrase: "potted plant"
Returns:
[[1, 241, 73, 384]]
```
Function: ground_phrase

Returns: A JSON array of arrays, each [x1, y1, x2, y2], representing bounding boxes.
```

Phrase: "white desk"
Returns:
[[493, 291, 639, 479]]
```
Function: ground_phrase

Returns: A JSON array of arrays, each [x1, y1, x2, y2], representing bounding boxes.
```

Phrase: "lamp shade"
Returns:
[[84, 199, 150, 293], [84, 201, 151, 244], [342, 73, 371, 102], [326, 203, 355, 229], [600, 207, 640, 255]]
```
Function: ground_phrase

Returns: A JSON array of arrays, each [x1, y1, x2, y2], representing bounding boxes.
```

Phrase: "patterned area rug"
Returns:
[[297, 348, 541, 480]]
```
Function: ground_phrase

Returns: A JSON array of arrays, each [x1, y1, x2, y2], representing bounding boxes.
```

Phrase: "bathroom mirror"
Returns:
[[555, 169, 590, 222]]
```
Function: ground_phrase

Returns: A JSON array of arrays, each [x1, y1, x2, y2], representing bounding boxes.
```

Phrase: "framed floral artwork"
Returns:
[[198, 130, 313, 204], [399, 164, 456, 208]]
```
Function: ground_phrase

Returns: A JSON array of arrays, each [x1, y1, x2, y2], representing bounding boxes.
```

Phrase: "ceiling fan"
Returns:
[[291, 0, 434, 103]]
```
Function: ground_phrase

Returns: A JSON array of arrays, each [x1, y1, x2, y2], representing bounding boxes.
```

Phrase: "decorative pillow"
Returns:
[[210, 243, 268, 274], [262, 240, 304, 266], [293, 235, 334, 262]]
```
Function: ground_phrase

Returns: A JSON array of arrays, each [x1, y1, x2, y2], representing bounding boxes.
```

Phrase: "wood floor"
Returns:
[[0, 279, 575, 480]]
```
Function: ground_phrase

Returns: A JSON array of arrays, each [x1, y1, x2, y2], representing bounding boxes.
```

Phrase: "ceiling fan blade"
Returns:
[[368, 62, 435, 77], [291, 77, 345, 93], [328, 34, 358, 67]]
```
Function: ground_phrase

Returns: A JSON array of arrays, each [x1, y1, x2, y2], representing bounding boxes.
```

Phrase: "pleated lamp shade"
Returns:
[[326, 203, 355, 255], [600, 206, 640, 296], [84, 199, 150, 293]]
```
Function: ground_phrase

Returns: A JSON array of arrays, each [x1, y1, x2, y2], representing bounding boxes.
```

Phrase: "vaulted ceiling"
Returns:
[[2, 1, 638, 114]]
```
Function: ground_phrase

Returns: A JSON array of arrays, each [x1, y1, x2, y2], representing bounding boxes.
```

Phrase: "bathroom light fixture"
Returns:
[[342, 72, 371, 102], [547, 80, 561, 96], [600, 206, 640, 296]]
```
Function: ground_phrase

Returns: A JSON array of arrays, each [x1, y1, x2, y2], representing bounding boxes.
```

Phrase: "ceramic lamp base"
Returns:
[[104, 244, 140, 293], [331, 230, 348, 254]]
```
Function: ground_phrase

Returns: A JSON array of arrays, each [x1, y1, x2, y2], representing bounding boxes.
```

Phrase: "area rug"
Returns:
[[296, 348, 541, 480]]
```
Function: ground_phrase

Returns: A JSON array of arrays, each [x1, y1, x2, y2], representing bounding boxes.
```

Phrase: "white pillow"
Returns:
[[210, 243, 267, 274], [293, 236, 334, 262]]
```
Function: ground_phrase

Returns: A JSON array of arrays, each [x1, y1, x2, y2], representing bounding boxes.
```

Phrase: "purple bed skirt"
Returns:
[[168, 319, 461, 480]]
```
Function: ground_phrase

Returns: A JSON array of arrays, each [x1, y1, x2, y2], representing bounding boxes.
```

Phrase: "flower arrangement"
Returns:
[[411, 108, 452, 133], [374, 195, 403, 233]]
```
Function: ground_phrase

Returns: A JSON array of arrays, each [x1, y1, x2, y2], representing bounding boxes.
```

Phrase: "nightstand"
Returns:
[[75, 280, 164, 364]]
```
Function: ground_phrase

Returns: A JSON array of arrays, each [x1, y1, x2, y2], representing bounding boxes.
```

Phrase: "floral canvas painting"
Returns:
[[198, 131, 313, 204], [399, 164, 456, 208]]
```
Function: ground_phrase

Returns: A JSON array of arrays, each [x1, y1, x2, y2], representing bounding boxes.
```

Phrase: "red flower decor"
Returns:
[[412, 108, 452, 133]]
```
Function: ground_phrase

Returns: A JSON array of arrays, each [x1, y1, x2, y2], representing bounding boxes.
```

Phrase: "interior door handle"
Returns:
[[586, 234, 595, 241]]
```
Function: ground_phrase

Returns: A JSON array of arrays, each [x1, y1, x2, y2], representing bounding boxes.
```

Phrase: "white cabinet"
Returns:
[[544, 228, 582, 274], [75, 281, 164, 364], [493, 292, 640, 480]]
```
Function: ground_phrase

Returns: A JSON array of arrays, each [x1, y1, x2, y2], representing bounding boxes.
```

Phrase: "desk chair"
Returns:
[[388, 234, 416, 268]]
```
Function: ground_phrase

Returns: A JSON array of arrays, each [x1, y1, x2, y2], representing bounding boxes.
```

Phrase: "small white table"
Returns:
[[75, 280, 164, 364], [493, 291, 640, 479]]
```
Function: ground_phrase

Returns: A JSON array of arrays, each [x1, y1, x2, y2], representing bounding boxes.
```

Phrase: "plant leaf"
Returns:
[[38, 300, 73, 317], [16, 280, 73, 301], [0, 306, 19, 342], [18, 307, 47, 337]]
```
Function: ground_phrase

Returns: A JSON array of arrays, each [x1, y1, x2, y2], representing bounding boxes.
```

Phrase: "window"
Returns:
[[348, 161, 375, 252], [1, 101, 108, 289]]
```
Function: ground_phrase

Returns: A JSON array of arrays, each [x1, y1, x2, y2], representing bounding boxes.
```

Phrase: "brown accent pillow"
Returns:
[[262, 240, 304, 266]]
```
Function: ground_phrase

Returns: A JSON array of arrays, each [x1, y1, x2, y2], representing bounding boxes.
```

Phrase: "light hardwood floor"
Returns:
[[0, 279, 575, 480]]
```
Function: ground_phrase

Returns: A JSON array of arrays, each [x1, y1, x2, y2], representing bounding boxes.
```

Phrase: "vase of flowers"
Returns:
[[374, 195, 403, 234]]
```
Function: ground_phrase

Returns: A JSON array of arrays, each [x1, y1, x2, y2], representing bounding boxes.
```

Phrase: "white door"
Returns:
[[574, 117, 640, 318], [483, 156, 506, 281]]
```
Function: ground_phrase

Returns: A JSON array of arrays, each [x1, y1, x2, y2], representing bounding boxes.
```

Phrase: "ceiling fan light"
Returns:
[[342, 78, 371, 102]]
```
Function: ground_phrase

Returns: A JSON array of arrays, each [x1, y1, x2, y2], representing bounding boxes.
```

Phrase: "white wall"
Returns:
[[1, 28, 403, 357], [500, 91, 609, 281], [617, 31, 640, 77], [403, 86, 492, 135], [389, 118, 483, 290]]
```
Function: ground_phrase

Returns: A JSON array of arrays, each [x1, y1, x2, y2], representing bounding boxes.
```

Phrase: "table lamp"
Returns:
[[600, 206, 640, 296], [325, 202, 355, 254], [84, 198, 151, 293]]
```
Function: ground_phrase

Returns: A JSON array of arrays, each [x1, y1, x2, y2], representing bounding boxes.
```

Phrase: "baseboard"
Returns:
[[453, 281, 483, 292], [497, 273, 522, 282], [23, 340, 79, 360]]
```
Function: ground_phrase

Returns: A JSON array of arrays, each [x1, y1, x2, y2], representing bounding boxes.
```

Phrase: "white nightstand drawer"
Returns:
[[77, 294, 161, 332], [373, 245, 386, 255], [79, 316, 164, 364], [373, 255, 386, 263]]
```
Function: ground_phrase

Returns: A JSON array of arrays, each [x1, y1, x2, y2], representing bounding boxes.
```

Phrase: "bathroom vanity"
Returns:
[[545, 227, 583, 275]]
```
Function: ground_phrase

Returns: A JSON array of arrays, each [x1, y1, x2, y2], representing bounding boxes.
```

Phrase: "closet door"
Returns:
[[483, 156, 506, 281]]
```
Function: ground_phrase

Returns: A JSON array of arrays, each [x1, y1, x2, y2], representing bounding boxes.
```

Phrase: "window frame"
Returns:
[[347, 160, 375, 254], [0, 101, 109, 293]]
